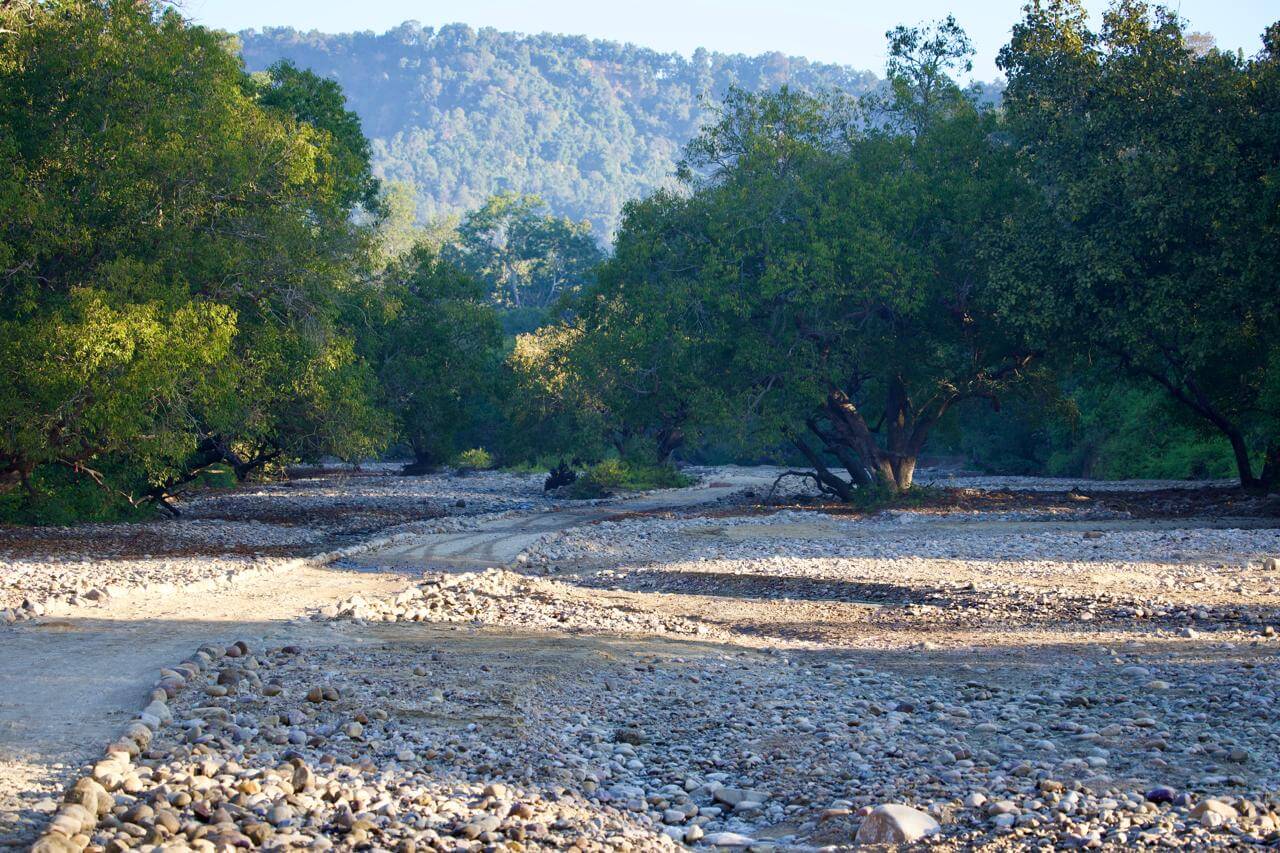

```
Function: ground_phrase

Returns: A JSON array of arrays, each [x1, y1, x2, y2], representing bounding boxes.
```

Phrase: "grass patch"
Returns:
[[452, 448, 495, 471], [849, 482, 944, 511], [502, 455, 567, 476], [558, 459, 693, 499]]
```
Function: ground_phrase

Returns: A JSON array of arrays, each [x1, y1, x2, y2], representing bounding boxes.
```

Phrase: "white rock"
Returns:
[[855, 804, 941, 845], [702, 831, 756, 848]]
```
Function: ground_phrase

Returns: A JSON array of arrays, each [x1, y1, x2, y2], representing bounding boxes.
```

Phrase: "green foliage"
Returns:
[[1043, 383, 1237, 480], [0, 463, 154, 526], [5, 2, 1272, 523], [503, 322, 609, 464], [238, 25, 886, 236], [993, 0, 1280, 489], [0, 0, 390, 519], [361, 246, 503, 467], [447, 193, 603, 311], [938, 374, 1238, 480], [544, 22, 1037, 497], [453, 448, 495, 470], [253, 59, 380, 210], [558, 459, 693, 499]]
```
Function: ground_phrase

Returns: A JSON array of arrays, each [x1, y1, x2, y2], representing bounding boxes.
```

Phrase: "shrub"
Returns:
[[558, 459, 693, 499], [453, 448, 495, 471]]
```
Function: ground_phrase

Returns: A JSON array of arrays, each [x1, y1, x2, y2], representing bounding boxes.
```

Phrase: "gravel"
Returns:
[[520, 508, 1280, 647], [19, 470, 1280, 850], [36, 628, 1280, 851], [0, 468, 554, 618]]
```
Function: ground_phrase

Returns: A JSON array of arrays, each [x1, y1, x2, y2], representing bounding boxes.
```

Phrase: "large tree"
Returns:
[[448, 193, 603, 316], [565, 21, 1037, 495], [0, 1, 386, 515], [994, 1, 1280, 490], [361, 247, 502, 473]]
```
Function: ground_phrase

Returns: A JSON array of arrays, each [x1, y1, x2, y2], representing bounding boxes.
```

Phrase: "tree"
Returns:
[[449, 193, 604, 318], [254, 58, 381, 211], [512, 200, 700, 466], [363, 247, 502, 473], [880, 14, 975, 134], [0, 1, 388, 516], [567, 21, 1038, 496], [994, 0, 1280, 490]]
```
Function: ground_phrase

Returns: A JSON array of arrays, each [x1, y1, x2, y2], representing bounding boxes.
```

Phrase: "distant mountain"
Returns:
[[237, 23, 921, 237]]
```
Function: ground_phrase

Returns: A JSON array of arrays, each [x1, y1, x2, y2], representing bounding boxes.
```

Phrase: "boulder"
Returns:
[[855, 804, 941, 845]]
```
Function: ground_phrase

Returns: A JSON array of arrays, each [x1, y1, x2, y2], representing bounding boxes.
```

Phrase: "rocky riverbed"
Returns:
[[35, 625, 1280, 851], [521, 507, 1280, 648], [15, 471, 1280, 850], [0, 468, 553, 620]]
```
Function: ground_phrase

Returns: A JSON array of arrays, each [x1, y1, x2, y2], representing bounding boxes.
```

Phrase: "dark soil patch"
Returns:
[[701, 485, 1280, 522]]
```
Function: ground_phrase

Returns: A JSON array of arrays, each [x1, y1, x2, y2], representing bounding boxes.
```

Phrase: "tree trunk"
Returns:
[[1258, 440, 1279, 494], [1142, 368, 1261, 491], [787, 433, 855, 501], [228, 445, 283, 481], [0, 458, 30, 495], [805, 378, 956, 498], [1223, 427, 1258, 490], [655, 425, 684, 463], [823, 390, 892, 490], [892, 456, 917, 491], [401, 448, 437, 477]]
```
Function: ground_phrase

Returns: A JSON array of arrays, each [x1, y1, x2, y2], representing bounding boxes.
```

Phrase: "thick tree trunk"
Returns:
[[787, 433, 855, 501], [823, 390, 890, 489], [655, 426, 684, 463], [1223, 427, 1258, 490], [400, 448, 437, 476], [800, 377, 956, 498], [823, 382, 927, 494], [228, 445, 282, 481], [892, 456, 917, 491]]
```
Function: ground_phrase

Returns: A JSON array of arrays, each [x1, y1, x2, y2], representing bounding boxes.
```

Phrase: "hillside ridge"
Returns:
[[238, 21, 895, 234]]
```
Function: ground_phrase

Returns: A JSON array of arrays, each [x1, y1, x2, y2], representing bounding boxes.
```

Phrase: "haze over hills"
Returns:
[[237, 22, 916, 236]]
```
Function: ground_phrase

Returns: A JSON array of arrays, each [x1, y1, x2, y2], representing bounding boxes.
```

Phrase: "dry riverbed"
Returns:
[[7, 468, 1280, 851], [0, 467, 553, 620]]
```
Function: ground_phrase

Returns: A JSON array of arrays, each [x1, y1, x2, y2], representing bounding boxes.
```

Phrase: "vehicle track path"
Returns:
[[0, 474, 768, 846]]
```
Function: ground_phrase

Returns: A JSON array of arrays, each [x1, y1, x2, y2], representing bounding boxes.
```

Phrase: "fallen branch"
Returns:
[[765, 469, 845, 504]]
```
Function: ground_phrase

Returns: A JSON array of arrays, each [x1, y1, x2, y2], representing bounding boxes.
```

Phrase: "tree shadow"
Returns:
[[3, 611, 1279, 848]]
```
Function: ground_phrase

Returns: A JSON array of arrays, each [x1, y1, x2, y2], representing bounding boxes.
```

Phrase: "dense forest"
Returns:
[[1, 0, 1276, 524], [238, 24, 903, 236]]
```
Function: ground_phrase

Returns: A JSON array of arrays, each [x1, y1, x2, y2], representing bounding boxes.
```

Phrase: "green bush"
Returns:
[[503, 455, 570, 475], [559, 459, 693, 499], [0, 464, 155, 526], [453, 448, 495, 470]]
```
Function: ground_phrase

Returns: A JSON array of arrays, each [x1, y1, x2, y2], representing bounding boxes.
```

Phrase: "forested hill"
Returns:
[[236, 23, 885, 236]]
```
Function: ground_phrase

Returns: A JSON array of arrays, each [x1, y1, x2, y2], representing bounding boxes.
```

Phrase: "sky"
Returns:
[[182, 0, 1277, 81]]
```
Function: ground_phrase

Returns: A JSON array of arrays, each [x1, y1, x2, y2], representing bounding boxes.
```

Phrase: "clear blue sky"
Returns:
[[181, 1, 1277, 81]]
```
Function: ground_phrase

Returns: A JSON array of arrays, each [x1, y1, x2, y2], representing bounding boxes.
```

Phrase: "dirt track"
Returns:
[[0, 474, 771, 847]]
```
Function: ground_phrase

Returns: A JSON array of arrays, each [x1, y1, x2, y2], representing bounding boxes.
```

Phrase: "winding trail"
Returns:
[[0, 475, 766, 846], [348, 478, 764, 572]]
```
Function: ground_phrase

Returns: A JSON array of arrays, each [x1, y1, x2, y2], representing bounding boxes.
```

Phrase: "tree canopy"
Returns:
[[993, 0, 1280, 490], [3, 0, 1276, 522], [447, 194, 603, 318], [523, 23, 1037, 494], [0, 1, 487, 518]]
